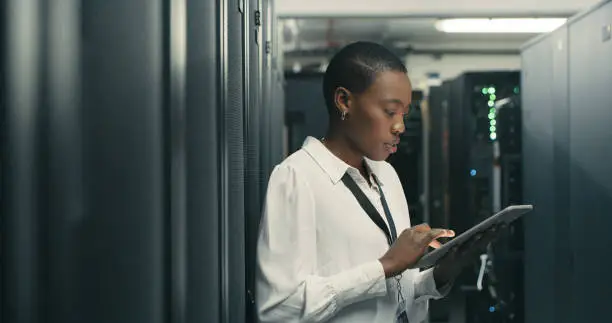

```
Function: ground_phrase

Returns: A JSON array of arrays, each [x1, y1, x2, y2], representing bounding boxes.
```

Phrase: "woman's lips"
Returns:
[[384, 142, 398, 153]]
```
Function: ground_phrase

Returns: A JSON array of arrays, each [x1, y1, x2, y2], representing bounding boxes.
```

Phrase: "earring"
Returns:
[[341, 111, 347, 121]]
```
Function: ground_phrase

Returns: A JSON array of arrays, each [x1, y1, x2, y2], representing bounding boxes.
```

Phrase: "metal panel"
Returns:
[[521, 34, 556, 323], [166, 1, 188, 323], [270, 0, 286, 163], [79, 1, 167, 322], [245, 0, 263, 321], [219, 0, 246, 322], [3, 1, 46, 321], [2, 2, 227, 323], [549, 26, 572, 323], [284, 74, 328, 147], [184, 0, 221, 322], [568, 2, 612, 322], [427, 85, 450, 229], [260, 0, 274, 190], [3, 1, 169, 323]]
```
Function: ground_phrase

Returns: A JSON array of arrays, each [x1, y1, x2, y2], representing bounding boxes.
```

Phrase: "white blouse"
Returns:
[[256, 136, 448, 323]]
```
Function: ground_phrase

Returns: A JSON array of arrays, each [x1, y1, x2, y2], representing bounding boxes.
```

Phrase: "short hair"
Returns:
[[322, 41, 407, 117]]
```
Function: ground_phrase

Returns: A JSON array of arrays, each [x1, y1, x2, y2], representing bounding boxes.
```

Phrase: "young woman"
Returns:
[[256, 41, 500, 323]]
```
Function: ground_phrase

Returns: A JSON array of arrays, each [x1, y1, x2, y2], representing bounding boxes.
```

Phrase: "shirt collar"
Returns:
[[302, 136, 384, 186]]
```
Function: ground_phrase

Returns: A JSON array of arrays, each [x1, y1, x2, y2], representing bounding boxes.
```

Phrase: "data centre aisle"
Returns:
[[1, 1, 285, 323]]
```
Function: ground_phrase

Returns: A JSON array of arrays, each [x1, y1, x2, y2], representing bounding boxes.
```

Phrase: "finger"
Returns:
[[428, 228, 455, 240], [413, 223, 432, 232], [429, 239, 443, 249]]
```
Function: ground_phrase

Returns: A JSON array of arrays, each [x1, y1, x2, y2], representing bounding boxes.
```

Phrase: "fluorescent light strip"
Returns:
[[435, 18, 567, 33]]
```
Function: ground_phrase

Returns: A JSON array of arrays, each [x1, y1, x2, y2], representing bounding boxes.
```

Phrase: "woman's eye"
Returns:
[[385, 110, 396, 117]]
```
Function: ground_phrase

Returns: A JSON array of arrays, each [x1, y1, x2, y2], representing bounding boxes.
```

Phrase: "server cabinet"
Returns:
[[447, 72, 520, 234], [284, 72, 328, 153], [260, 0, 273, 191], [443, 72, 520, 323], [220, 0, 248, 322], [3, 1, 169, 322], [2, 1, 245, 323], [427, 83, 452, 230], [427, 83, 454, 323], [567, 2, 612, 322], [185, 0, 222, 322], [548, 26, 572, 323], [244, 0, 264, 321], [521, 32, 558, 323], [271, 11, 287, 162], [260, 0, 285, 187]]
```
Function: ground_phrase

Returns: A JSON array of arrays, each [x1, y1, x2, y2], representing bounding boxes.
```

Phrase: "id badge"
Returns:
[[395, 300, 409, 323]]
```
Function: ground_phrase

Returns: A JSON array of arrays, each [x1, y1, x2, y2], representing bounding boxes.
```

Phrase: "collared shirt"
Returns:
[[256, 137, 448, 323]]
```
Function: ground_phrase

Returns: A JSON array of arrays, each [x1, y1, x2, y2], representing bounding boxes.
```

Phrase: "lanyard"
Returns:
[[341, 172, 398, 246], [341, 170, 407, 307]]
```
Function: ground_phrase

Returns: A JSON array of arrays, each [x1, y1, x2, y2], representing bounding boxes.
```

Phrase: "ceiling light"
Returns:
[[435, 18, 567, 33]]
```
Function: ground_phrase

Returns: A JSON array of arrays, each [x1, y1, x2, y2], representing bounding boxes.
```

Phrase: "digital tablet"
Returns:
[[409, 204, 533, 269]]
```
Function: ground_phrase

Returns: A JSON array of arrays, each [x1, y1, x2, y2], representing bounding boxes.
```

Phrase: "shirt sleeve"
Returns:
[[256, 164, 389, 323], [397, 268, 453, 323]]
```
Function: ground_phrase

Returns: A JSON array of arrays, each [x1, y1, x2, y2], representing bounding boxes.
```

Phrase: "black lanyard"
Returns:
[[341, 172, 398, 246]]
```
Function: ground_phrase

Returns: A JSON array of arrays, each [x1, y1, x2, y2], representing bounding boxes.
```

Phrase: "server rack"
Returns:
[[427, 72, 521, 323], [566, 3, 612, 322], [388, 91, 425, 224], [521, 2, 612, 323], [219, 0, 250, 321], [446, 72, 520, 234], [1, 1, 280, 322], [565, 1, 612, 322], [185, 1, 224, 322], [244, 0, 264, 321], [427, 82, 454, 323], [2, 2, 172, 322], [486, 95, 524, 323], [260, 0, 274, 191], [284, 72, 328, 154], [521, 30, 560, 323], [427, 82, 453, 230]]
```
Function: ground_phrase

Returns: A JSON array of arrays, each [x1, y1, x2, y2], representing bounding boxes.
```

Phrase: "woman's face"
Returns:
[[341, 70, 412, 161]]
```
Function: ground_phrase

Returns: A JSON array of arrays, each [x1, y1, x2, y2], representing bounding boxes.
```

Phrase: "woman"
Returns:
[[256, 41, 499, 323]]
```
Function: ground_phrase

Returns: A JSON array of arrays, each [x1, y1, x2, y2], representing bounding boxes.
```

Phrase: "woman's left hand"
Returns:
[[432, 223, 508, 288]]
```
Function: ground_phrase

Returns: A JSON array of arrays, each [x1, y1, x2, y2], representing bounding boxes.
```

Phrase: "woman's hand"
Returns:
[[433, 223, 508, 287], [379, 224, 455, 278]]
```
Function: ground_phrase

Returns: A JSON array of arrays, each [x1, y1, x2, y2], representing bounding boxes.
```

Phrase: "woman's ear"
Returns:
[[333, 87, 352, 116]]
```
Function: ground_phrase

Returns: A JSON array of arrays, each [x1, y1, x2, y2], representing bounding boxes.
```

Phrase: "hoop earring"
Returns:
[[341, 111, 347, 121]]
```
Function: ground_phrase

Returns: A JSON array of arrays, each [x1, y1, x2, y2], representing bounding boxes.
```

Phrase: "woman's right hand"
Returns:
[[379, 224, 455, 277]]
